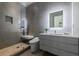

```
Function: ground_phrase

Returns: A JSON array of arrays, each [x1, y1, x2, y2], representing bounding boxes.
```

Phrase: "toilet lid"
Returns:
[[29, 37, 40, 43]]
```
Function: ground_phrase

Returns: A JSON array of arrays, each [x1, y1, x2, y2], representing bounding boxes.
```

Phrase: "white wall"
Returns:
[[42, 2, 72, 34], [73, 2, 79, 36]]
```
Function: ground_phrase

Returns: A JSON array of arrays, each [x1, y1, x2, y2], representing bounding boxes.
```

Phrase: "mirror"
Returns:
[[49, 10, 63, 28]]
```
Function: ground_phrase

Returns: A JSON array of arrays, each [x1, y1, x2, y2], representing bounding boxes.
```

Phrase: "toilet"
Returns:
[[29, 37, 40, 52]]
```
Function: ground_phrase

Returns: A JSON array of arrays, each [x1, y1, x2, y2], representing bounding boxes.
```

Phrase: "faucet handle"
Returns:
[[54, 30, 56, 33]]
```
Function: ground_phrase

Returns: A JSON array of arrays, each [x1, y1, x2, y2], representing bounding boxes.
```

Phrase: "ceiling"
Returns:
[[20, 2, 34, 7]]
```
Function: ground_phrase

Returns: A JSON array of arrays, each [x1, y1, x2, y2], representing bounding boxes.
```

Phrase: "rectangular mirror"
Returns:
[[49, 10, 63, 28]]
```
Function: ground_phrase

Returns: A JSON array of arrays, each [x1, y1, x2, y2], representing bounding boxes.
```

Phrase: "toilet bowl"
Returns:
[[29, 37, 40, 52]]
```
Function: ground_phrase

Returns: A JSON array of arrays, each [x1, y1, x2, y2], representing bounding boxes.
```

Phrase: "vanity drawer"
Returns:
[[40, 43, 78, 56], [40, 36, 78, 54], [40, 40, 78, 54], [40, 35, 78, 45]]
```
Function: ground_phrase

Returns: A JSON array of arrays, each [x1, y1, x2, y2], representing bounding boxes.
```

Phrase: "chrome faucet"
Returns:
[[54, 30, 56, 34]]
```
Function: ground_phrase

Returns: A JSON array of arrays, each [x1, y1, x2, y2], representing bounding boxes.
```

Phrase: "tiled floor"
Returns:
[[19, 48, 57, 56], [19, 49, 43, 56]]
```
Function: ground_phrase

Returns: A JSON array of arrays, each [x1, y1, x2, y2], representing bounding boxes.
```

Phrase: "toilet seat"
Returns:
[[29, 37, 40, 43]]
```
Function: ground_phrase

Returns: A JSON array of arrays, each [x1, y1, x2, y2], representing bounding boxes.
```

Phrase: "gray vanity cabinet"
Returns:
[[40, 35, 79, 56]]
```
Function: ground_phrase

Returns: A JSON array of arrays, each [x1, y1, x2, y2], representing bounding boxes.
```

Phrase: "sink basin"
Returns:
[[54, 33, 64, 35], [21, 35, 34, 40], [47, 33, 64, 35]]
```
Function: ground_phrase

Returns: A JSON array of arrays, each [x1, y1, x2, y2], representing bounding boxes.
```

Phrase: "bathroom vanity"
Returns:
[[40, 33, 79, 56]]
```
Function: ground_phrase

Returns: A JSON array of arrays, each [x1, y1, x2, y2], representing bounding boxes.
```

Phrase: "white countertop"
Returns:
[[40, 33, 79, 38]]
